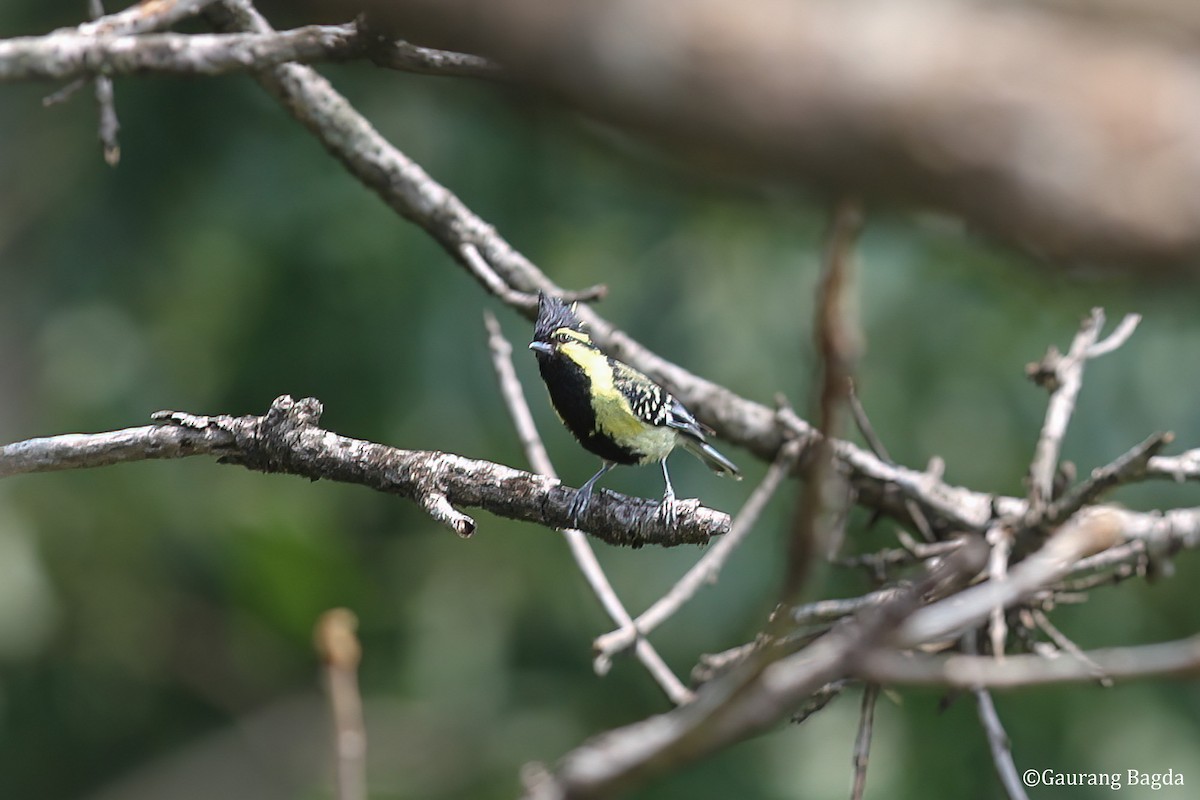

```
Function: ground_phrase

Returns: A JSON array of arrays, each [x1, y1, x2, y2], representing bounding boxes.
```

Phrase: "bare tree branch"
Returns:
[[985, 523, 1015, 659], [72, 0, 221, 37], [0, 25, 363, 81], [859, 633, 1200, 688], [850, 683, 879, 800], [973, 688, 1030, 800], [0, 395, 729, 547], [2, 17, 501, 84], [86, 0, 122, 165], [364, 36, 501, 80], [362, 0, 1200, 267], [1146, 448, 1200, 482]]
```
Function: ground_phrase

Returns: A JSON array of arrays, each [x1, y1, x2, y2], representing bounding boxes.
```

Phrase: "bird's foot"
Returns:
[[655, 493, 680, 528], [567, 488, 592, 529]]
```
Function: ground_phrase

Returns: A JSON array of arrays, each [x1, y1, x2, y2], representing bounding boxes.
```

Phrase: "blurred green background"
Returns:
[[2, 5, 1199, 799]]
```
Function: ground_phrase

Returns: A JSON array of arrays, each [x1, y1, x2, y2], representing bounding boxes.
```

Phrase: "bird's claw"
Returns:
[[567, 491, 591, 529], [656, 496, 679, 528]]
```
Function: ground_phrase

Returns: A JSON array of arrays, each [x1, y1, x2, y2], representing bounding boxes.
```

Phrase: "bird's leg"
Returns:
[[656, 459, 679, 527], [568, 461, 615, 527]]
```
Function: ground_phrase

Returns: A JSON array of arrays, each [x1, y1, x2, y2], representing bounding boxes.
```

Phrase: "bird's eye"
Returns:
[[554, 331, 570, 343]]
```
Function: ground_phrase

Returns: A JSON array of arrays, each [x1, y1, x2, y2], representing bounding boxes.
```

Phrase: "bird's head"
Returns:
[[529, 291, 594, 356]]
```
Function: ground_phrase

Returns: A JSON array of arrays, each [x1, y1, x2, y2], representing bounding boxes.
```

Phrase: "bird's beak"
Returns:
[[529, 341, 553, 354]]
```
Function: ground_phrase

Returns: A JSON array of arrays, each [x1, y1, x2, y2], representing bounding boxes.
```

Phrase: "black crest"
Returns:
[[533, 291, 583, 341]]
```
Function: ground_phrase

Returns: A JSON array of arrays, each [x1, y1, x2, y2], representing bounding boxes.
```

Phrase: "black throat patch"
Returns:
[[535, 350, 642, 465]]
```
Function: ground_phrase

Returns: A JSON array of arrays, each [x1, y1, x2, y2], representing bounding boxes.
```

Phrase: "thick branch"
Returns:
[[0, 396, 727, 547], [363, 0, 1200, 267]]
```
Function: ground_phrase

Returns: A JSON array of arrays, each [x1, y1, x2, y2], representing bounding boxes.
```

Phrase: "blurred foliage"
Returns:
[[2, 5, 1200, 800]]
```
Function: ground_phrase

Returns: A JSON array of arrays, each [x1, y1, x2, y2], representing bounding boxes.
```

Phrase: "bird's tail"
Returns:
[[681, 437, 742, 480]]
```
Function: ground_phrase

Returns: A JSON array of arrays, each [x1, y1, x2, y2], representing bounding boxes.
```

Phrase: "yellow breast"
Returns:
[[560, 341, 679, 462]]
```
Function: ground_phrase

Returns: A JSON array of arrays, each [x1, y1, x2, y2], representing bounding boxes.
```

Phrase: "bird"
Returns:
[[528, 291, 740, 527]]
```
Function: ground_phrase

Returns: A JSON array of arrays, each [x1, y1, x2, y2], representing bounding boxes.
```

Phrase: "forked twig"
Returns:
[[1026, 309, 1141, 509]]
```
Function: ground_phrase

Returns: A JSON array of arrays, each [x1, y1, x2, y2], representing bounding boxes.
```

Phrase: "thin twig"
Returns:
[[72, 0, 221, 37], [1146, 448, 1200, 483], [593, 439, 801, 663], [786, 587, 907, 627], [835, 535, 961, 575], [850, 683, 879, 800], [42, 76, 85, 105], [1063, 539, 1147, 578], [846, 380, 888, 462], [848, 381, 936, 542], [973, 689, 1029, 800], [483, 311, 694, 704], [1037, 432, 1173, 527], [1030, 608, 1113, 687], [366, 37, 501, 79], [87, 0, 121, 166], [462, 245, 604, 311], [986, 524, 1014, 658], [1085, 313, 1141, 358], [314, 609, 367, 800], [961, 629, 1029, 800], [791, 680, 848, 724]]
